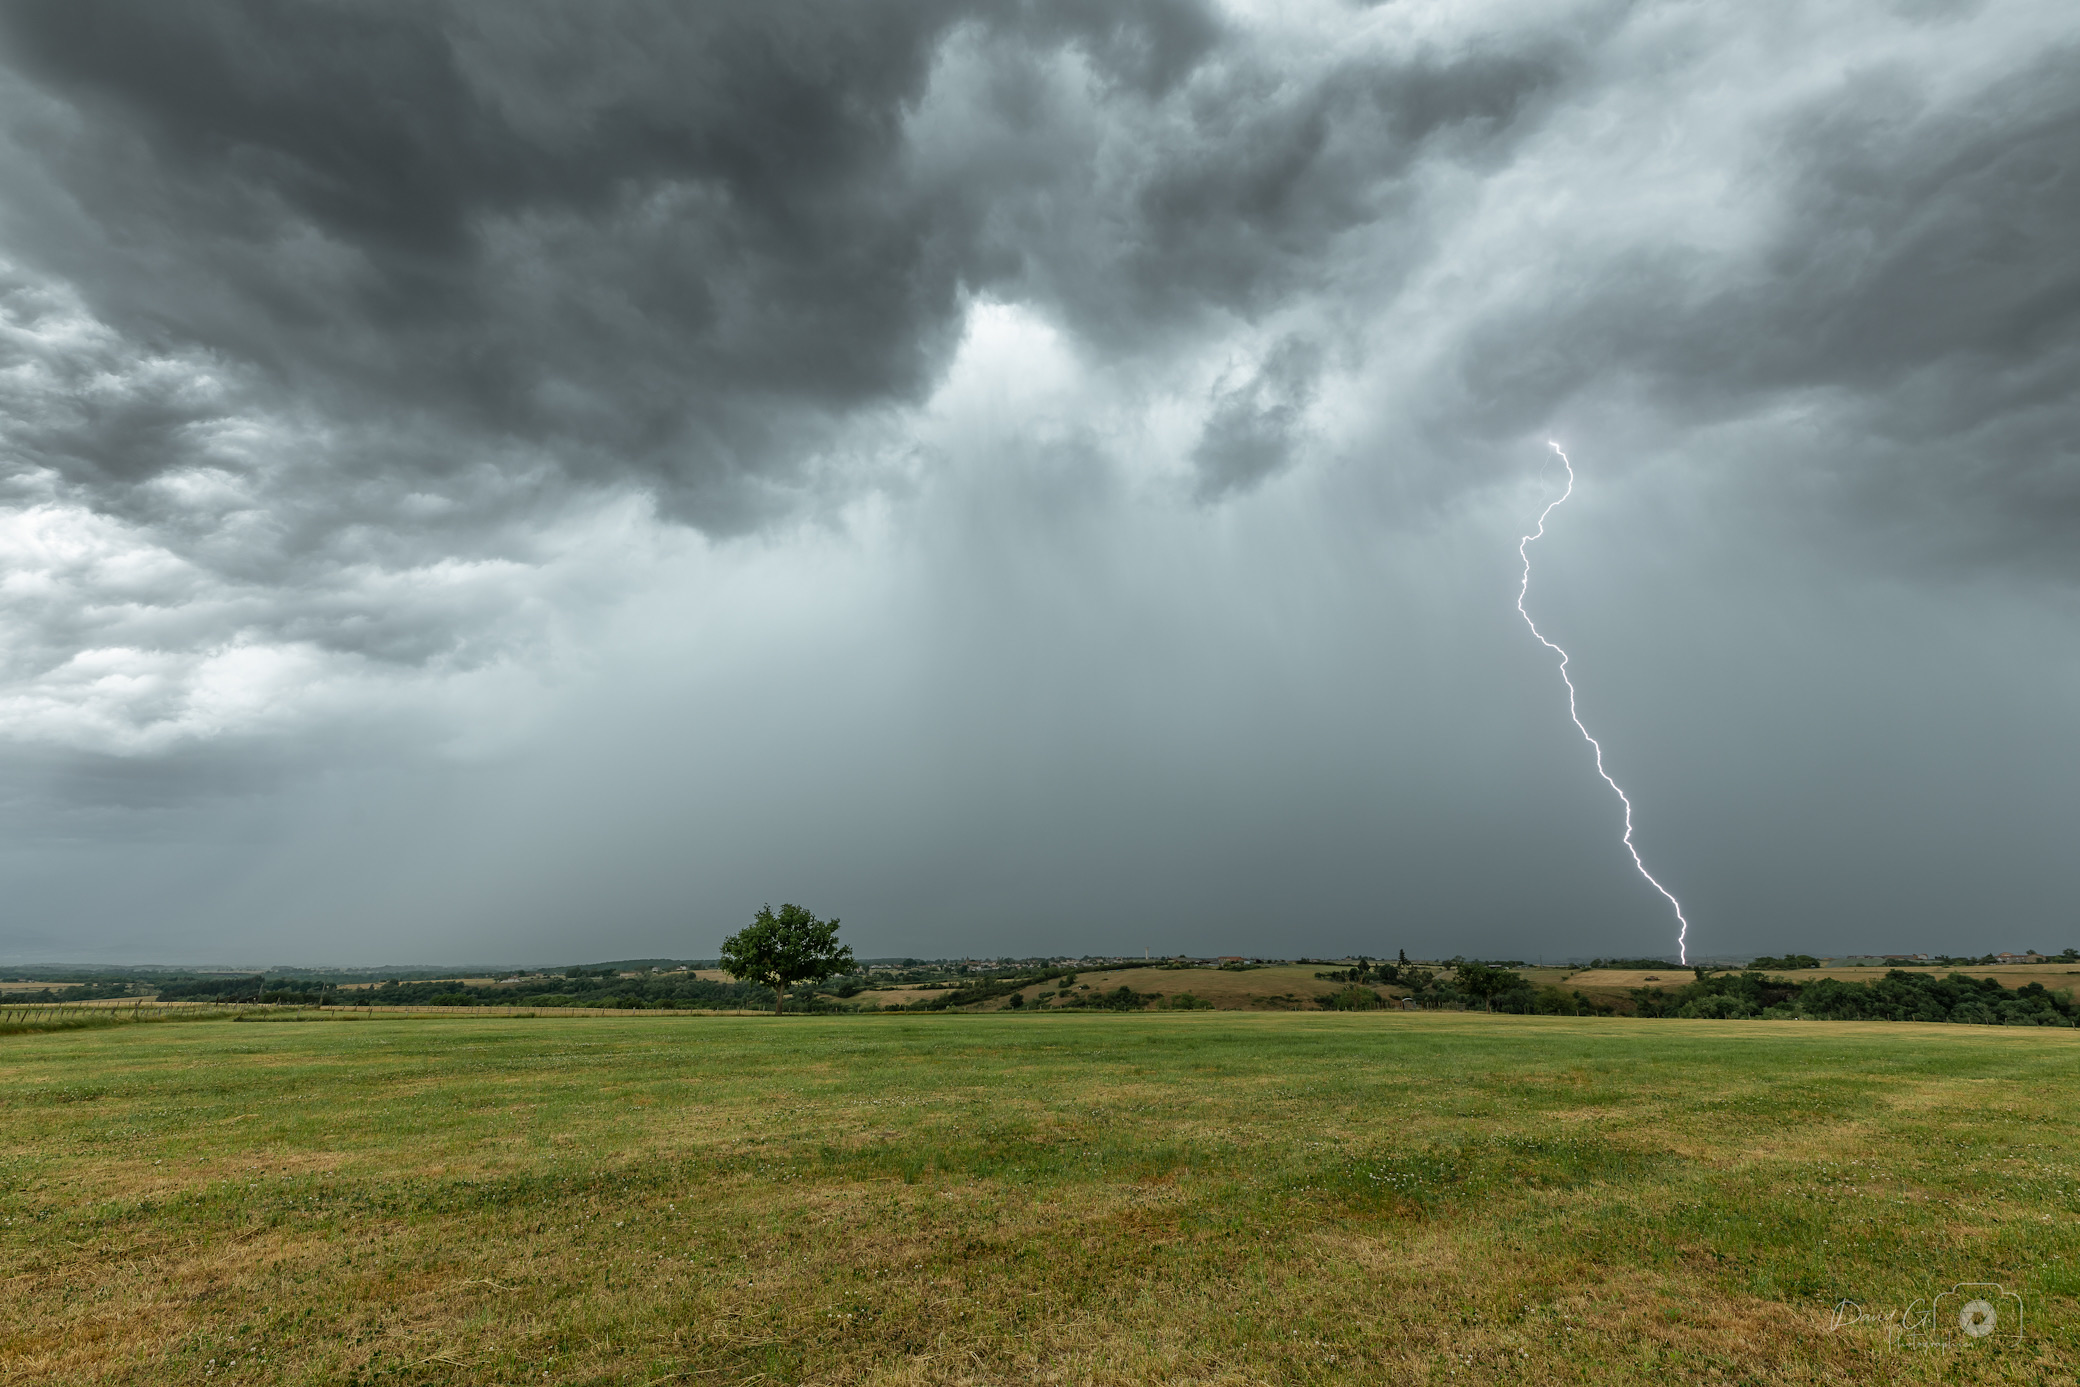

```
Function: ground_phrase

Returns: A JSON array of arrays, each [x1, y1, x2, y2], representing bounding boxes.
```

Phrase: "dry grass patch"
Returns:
[[2, 1012, 2076, 1384]]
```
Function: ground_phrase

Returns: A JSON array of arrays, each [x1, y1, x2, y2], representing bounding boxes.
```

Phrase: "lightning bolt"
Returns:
[[1517, 442, 1691, 965]]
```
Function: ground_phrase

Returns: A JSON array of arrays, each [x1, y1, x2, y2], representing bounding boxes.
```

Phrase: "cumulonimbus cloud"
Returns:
[[0, 0, 2073, 758]]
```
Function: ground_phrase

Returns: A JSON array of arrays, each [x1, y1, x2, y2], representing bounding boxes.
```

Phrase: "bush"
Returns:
[[1320, 986, 1384, 1011], [1056, 985, 1152, 1011], [1316, 963, 1399, 986], [1529, 986, 1613, 1017], [1676, 993, 1758, 1019]]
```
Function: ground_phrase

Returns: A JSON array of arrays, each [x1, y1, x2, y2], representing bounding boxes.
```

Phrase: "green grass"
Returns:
[[2, 1011, 2074, 1384]]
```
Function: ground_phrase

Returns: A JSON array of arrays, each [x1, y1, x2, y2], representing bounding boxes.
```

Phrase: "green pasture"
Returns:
[[1, 1011, 2073, 1384]]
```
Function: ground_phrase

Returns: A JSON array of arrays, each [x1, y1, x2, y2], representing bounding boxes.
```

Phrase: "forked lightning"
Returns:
[[1516, 442, 1692, 964]]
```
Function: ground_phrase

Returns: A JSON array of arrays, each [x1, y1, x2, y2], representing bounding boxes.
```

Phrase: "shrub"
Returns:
[[1057, 985, 1152, 1011], [1676, 993, 1758, 1019], [1529, 987, 1613, 1017]]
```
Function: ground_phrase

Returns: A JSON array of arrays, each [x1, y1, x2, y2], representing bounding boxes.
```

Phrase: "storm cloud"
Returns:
[[0, 0, 2075, 963]]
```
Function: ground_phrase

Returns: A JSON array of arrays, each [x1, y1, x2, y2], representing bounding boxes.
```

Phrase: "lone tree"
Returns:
[[719, 904, 854, 1015], [1453, 960, 1523, 1013]]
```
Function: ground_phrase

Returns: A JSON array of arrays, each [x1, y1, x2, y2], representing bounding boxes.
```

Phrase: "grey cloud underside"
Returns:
[[0, 0, 1555, 524], [1447, 44, 2080, 566], [0, 4, 2070, 547]]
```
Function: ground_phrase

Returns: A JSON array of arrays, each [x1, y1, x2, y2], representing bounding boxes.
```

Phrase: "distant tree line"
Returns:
[[158, 972, 788, 1010], [1315, 962, 1616, 1017], [1633, 969, 2077, 1025], [1920, 949, 2079, 966], [156, 976, 336, 1005], [361, 974, 780, 1010], [1, 979, 147, 1003], [1332, 961, 2076, 1027]]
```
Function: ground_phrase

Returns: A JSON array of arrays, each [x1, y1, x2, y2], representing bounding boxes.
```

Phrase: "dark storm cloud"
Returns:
[[0, 0, 1566, 529], [1443, 39, 2080, 568], [964, 34, 1571, 351], [1, 0, 994, 528], [1760, 48, 2080, 566], [0, 0, 1215, 517], [0, 0, 1591, 756]]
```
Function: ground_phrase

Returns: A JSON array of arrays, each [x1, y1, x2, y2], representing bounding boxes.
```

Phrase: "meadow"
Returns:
[[1, 1010, 2073, 1385]]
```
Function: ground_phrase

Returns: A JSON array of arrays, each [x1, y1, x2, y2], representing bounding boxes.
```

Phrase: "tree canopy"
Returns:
[[1453, 961, 1523, 1012], [718, 904, 854, 1015]]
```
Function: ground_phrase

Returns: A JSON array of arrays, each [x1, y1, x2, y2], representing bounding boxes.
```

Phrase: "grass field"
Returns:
[[2, 1012, 2074, 1385]]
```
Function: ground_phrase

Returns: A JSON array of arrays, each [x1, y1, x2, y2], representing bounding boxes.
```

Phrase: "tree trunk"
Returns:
[[772, 977, 785, 1016]]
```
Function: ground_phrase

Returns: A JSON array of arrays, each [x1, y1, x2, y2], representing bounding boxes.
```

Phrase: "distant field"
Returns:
[[2, 1012, 2073, 1384], [1010, 964, 1331, 1009]]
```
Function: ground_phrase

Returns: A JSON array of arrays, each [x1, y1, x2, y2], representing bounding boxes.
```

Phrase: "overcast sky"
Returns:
[[0, 0, 2074, 966]]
